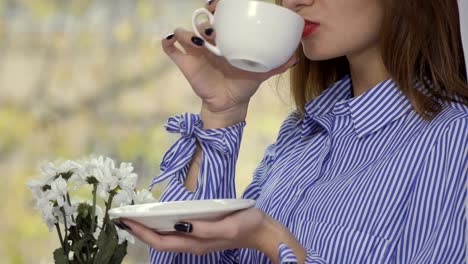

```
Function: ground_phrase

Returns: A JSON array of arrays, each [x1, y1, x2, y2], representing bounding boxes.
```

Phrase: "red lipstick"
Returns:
[[302, 19, 320, 38]]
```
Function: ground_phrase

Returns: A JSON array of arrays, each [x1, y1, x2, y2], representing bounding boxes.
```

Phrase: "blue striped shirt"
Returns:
[[149, 75, 468, 263]]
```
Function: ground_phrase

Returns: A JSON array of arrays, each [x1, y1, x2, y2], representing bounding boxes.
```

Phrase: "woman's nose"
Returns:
[[281, 0, 315, 11]]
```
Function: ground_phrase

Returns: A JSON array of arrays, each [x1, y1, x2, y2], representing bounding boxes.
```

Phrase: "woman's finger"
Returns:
[[161, 31, 185, 66], [206, 0, 219, 13], [175, 208, 266, 244], [117, 219, 164, 247], [161, 28, 206, 65], [180, 218, 235, 240], [118, 219, 232, 255], [176, 211, 250, 240], [173, 28, 206, 55], [204, 0, 219, 45], [194, 20, 216, 46], [119, 218, 194, 252]]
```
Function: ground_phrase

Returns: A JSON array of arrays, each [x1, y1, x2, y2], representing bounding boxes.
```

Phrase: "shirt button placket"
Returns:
[[285, 188, 305, 228]]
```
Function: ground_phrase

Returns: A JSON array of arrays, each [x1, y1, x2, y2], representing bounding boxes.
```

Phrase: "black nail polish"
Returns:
[[114, 221, 125, 229], [114, 220, 132, 231], [205, 28, 214, 36], [165, 33, 175, 40], [174, 222, 193, 233], [191, 36, 204, 46], [208, 0, 213, 5]]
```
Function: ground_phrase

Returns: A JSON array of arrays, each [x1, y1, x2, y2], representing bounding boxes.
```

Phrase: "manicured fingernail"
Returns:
[[191, 36, 204, 46], [207, 0, 213, 5], [114, 220, 132, 231], [205, 27, 214, 36], [165, 33, 175, 40], [114, 221, 125, 229], [174, 222, 193, 233]]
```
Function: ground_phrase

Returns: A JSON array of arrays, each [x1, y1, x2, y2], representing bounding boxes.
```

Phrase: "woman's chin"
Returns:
[[302, 47, 345, 62]]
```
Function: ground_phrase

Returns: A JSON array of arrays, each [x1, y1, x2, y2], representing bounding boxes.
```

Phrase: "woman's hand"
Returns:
[[161, 0, 299, 127], [116, 207, 306, 263]]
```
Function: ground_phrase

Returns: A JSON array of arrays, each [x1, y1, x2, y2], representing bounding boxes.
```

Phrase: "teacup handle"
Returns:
[[192, 8, 222, 56]]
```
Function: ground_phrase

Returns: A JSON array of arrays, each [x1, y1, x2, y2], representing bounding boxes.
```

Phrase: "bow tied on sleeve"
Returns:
[[165, 113, 231, 154]]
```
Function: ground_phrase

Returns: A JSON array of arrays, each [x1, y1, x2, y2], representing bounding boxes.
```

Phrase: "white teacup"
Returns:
[[192, 0, 304, 73]]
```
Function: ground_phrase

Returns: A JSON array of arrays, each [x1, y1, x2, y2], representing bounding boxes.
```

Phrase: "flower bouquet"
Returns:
[[28, 156, 156, 264]]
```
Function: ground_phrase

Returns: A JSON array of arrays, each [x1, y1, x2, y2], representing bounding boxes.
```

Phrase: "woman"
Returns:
[[115, 0, 468, 263]]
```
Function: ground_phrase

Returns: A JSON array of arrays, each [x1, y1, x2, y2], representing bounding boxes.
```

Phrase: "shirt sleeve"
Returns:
[[149, 112, 246, 201], [404, 116, 467, 263], [148, 113, 246, 264], [277, 243, 328, 264]]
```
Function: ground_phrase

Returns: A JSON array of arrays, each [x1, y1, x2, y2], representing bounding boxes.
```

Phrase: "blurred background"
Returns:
[[0, 0, 294, 263]]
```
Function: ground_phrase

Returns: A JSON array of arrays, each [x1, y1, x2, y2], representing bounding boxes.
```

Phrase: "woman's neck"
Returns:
[[347, 45, 391, 97]]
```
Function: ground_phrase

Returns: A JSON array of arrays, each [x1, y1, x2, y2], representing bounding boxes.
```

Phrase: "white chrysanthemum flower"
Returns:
[[62, 201, 78, 227], [41, 203, 58, 231], [34, 193, 51, 210], [27, 178, 51, 198], [113, 189, 133, 207], [72, 156, 139, 198], [29, 155, 149, 248], [116, 228, 135, 244], [50, 176, 68, 207], [55, 206, 75, 228], [28, 160, 79, 197], [81, 156, 120, 197], [68, 161, 89, 188], [40, 162, 58, 178], [41, 160, 81, 178], [119, 173, 137, 193], [72, 157, 102, 186], [114, 162, 137, 195], [133, 189, 156, 205]]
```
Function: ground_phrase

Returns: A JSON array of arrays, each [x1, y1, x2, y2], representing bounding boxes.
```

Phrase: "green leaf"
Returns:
[[93, 221, 119, 264], [108, 241, 127, 264], [69, 234, 95, 263], [53, 247, 68, 264], [76, 203, 96, 236], [77, 203, 90, 218], [67, 225, 81, 243], [71, 235, 91, 255]]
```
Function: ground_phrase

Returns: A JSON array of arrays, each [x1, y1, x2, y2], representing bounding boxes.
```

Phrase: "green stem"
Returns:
[[66, 193, 75, 223], [55, 223, 70, 264], [73, 247, 83, 263], [55, 223, 66, 250], [61, 208, 69, 255], [85, 242, 91, 264], [90, 183, 97, 233], [102, 192, 115, 232]]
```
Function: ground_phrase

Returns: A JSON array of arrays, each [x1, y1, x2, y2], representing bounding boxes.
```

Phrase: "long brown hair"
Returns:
[[276, 0, 468, 119]]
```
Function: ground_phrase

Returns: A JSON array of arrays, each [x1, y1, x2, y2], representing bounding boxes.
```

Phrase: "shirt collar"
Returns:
[[303, 74, 413, 138], [304, 75, 353, 117]]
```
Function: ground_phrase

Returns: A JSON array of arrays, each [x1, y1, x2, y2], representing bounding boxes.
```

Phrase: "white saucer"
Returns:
[[109, 199, 256, 232]]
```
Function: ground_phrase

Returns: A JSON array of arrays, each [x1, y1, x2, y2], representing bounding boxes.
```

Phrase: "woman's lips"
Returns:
[[302, 20, 320, 38]]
